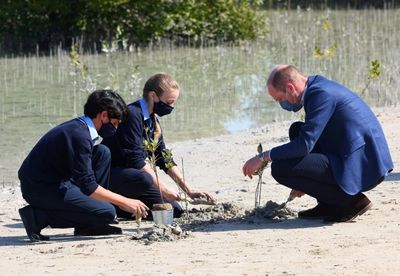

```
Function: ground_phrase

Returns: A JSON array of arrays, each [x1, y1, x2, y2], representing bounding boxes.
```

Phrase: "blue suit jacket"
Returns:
[[270, 75, 393, 195]]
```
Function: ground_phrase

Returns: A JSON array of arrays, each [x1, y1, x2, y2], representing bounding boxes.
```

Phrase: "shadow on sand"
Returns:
[[0, 225, 123, 247], [384, 172, 400, 181], [182, 215, 331, 233], [1, 212, 333, 246]]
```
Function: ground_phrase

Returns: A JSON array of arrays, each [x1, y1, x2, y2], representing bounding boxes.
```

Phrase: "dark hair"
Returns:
[[142, 73, 180, 100], [84, 89, 129, 120]]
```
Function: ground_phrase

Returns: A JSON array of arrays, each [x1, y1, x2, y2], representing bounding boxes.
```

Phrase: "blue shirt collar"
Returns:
[[78, 115, 101, 144], [139, 98, 151, 121]]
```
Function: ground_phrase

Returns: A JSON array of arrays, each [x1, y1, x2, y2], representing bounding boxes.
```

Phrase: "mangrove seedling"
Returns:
[[255, 143, 268, 208], [360, 59, 381, 97], [143, 127, 174, 220], [162, 148, 190, 222]]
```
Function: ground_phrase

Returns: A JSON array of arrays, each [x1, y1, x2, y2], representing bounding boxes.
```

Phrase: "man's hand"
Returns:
[[90, 186, 149, 219], [119, 198, 149, 218], [187, 191, 216, 202], [242, 156, 264, 179]]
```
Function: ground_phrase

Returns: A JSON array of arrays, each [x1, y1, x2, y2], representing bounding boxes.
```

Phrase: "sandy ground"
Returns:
[[1, 107, 399, 276]]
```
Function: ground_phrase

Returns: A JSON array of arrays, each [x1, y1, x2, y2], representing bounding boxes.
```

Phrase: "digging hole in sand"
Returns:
[[130, 201, 297, 244], [246, 200, 297, 221]]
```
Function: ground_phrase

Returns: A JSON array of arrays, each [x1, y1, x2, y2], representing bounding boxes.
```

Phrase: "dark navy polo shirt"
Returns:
[[18, 117, 100, 195], [101, 99, 173, 172]]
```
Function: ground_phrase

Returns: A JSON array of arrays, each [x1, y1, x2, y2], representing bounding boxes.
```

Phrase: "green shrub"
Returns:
[[0, 0, 265, 54]]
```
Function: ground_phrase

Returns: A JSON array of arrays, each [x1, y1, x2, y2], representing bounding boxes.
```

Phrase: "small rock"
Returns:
[[171, 225, 182, 235]]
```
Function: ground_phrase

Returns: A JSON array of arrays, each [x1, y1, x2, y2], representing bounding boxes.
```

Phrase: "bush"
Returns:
[[0, 0, 265, 54]]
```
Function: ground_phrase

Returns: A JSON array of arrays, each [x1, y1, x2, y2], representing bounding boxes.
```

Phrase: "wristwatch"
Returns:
[[257, 151, 264, 162]]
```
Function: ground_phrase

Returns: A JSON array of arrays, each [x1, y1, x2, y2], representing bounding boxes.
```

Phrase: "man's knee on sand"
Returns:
[[137, 171, 153, 189], [93, 202, 117, 224], [289, 121, 304, 141], [270, 160, 300, 191], [270, 160, 289, 183], [119, 169, 153, 188]]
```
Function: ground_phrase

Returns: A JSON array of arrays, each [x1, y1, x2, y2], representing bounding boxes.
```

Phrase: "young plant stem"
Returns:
[[255, 143, 268, 208], [181, 157, 189, 222], [144, 128, 164, 205], [255, 170, 263, 208], [136, 216, 141, 232], [152, 151, 164, 205]]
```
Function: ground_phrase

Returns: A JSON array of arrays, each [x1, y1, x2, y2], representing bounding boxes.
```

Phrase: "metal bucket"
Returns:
[[151, 208, 174, 225]]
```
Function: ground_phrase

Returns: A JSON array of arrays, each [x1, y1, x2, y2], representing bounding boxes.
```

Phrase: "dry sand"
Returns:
[[1, 107, 399, 275]]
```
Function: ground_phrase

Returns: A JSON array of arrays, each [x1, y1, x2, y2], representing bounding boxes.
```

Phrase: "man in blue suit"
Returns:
[[242, 64, 393, 222]]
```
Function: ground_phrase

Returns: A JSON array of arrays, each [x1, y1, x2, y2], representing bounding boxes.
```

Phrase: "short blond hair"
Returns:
[[143, 73, 180, 99]]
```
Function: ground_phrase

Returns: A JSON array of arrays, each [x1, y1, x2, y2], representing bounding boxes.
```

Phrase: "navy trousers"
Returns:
[[20, 144, 116, 229], [271, 122, 365, 207], [109, 167, 183, 218]]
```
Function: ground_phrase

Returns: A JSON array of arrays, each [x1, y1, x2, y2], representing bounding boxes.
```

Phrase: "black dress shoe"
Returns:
[[110, 218, 119, 225], [18, 205, 49, 242], [298, 203, 335, 219], [74, 225, 122, 236], [324, 193, 372, 223]]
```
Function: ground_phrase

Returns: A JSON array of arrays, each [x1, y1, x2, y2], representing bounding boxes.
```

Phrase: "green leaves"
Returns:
[[369, 59, 381, 79], [142, 121, 164, 204], [0, 0, 265, 53], [162, 148, 174, 169], [314, 43, 337, 59], [360, 59, 382, 97], [143, 138, 158, 153], [69, 44, 88, 77], [322, 17, 331, 31], [313, 17, 336, 60]]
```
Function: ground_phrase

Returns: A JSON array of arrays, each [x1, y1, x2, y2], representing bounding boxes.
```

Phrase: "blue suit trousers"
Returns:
[[271, 122, 382, 207]]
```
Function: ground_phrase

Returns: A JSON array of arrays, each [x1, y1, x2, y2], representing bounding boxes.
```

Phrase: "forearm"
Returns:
[[141, 164, 179, 200], [90, 185, 127, 207], [167, 165, 192, 194], [90, 185, 149, 217]]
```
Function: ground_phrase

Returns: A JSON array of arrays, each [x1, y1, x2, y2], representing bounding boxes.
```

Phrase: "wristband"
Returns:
[[257, 151, 264, 162]]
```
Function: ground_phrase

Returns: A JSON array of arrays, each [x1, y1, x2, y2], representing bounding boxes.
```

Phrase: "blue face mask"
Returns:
[[279, 100, 302, 112], [153, 100, 174, 117]]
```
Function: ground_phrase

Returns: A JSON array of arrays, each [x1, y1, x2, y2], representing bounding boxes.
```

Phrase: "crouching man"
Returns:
[[18, 89, 148, 242]]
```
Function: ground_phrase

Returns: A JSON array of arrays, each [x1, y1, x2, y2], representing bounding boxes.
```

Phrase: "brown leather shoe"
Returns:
[[298, 203, 335, 219], [324, 193, 372, 223]]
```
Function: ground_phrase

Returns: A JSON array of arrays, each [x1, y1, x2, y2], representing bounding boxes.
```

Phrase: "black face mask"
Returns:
[[98, 122, 117, 139], [153, 100, 174, 117]]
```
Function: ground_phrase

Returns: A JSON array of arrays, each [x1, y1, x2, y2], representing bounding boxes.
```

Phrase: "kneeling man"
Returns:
[[18, 90, 148, 242]]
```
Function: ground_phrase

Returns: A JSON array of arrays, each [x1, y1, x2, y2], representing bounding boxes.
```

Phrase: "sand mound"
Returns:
[[247, 200, 297, 221], [131, 225, 191, 245], [130, 201, 297, 244], [176, 202, 243, 225]]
